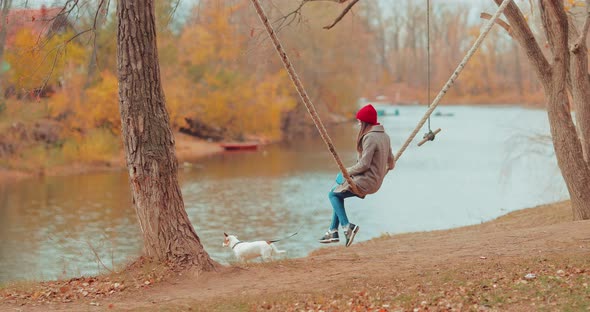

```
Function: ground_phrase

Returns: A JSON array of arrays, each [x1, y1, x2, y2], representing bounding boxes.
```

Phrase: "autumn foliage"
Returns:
[[169, 2, 296, 140], [4, 29, 86, 96], [0, 0, 556, 170]]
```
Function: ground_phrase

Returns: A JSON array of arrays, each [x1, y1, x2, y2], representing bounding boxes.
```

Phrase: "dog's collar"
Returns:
[[231, 241, 243, 250]]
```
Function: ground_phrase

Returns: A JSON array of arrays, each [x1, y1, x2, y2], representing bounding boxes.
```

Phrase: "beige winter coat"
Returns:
[[335, 125, 395, 197]]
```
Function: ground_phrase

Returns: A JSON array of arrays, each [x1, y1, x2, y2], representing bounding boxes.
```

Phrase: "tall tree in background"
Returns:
[[363, 1, 394, 86], [117, 0, 216, 269], [492, 0, 590, 220], [0, 0, 12, 101]]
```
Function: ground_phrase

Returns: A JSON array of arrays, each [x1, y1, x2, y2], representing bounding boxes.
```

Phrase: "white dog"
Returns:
[[223, 232, 286, 262]]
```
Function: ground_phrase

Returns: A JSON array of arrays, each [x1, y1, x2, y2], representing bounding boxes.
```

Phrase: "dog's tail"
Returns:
[[267, 242, 286, 254]]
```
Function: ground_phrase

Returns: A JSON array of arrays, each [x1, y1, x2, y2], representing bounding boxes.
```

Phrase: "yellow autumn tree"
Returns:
[[5, 30, 86, 94], [47, 70, 120, 133], [170, 1, 296, 141], [46, 69, 121, 163], [459, 26, 496, 98]]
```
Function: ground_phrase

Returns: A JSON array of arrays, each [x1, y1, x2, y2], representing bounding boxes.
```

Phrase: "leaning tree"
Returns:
[[486, 0, 590, 220]]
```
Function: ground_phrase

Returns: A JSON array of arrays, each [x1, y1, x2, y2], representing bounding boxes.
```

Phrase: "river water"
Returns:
[[0, 105, 568, 283]]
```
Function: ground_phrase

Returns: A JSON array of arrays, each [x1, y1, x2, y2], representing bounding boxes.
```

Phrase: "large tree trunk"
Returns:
[[117, 0, 217, 269], [539, 1, 590, 220], [493, 0, 590, 220], [546, 73, 590, 220], [569, 2, 590, 164]]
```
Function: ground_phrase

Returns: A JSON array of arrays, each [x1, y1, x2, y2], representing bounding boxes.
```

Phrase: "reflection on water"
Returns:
[[0, 106, 568, 283]]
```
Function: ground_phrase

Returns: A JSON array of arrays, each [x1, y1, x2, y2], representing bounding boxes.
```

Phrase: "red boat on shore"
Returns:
[[219, 142, 259, 151]]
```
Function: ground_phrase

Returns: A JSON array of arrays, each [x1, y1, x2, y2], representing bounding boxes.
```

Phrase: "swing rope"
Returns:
[[250, 0, 512, 169], [395, 0, 512, 161], [427, 0, 432, 133], [417, 0, 439, 148], [250, 0, 361, 195]]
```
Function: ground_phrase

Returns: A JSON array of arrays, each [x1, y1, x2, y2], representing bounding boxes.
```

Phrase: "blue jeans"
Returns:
[[328, 187, 357, 231]]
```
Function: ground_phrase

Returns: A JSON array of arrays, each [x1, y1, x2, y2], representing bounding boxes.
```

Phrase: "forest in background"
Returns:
[[0, 0, 549, 173]]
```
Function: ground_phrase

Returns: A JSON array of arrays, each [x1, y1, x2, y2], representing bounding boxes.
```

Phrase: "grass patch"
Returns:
[[0, 99, 122, 173], [135, 300, 253, 312], [62, 128, 120, 163], [0, 144, 65, 171], [0, 257, 174, 306], [0, 99, 48, 132], [0, 128, 120, 173]]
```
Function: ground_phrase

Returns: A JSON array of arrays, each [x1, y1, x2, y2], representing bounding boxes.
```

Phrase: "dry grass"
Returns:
[[0, 129, 120, 175], [0, 257, 175, 306], [0, 99, 48, 132], [61, 129, 121, 163], [157, 254, 590, 312]]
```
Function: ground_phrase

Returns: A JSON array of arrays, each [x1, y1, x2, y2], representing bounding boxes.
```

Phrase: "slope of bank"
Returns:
[[1, 200, 589, 311]]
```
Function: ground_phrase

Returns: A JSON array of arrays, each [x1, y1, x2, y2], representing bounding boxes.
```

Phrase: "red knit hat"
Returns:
[[356, 104, 378, 125]]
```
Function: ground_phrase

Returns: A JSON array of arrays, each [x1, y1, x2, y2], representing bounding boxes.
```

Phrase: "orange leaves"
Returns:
[[178, 3, 243, 67], [565, 0, 583, 10], [169, 1, 297, 141], [5, 29, 86, 93], [47, 70, 120, 137], [84, 72, 120, 132], [253, 71, 297, 139]]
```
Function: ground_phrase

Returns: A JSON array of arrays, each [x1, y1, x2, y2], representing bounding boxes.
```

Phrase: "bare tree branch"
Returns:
[[164, 0, 182, 28], [274, 0, 358, 31], [53, 0, 81, 22], [86, 241, 114, 273], [86, 0, 109, 85], [480, 12, 512, 37], [539, 0, 569, 66], [34, 28, 93, 97], [323, 0, 360, 29], [92, 0, 107, 31], [273, 1, 306, 32], [492, 0, 551, 87], [571, 0, 590, 53]]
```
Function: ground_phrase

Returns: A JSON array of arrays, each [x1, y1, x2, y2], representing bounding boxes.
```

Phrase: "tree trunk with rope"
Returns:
[[492, 0, 590, 220], [117, 0, 217, 269], [250, 0, 361, 195]]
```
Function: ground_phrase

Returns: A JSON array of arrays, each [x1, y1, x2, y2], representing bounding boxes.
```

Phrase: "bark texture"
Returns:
[[117, 0, 216, 269], [495, 0, 590, 220]]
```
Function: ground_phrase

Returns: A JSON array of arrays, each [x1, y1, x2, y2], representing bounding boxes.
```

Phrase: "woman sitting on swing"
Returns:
[[319, 104, 395, 247]]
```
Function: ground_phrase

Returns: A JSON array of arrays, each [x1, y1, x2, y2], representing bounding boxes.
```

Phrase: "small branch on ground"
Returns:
[[86, 241, 114, 274]]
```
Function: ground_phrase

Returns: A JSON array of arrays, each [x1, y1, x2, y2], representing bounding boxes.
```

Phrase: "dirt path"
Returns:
[[2, 201, 589, 311]]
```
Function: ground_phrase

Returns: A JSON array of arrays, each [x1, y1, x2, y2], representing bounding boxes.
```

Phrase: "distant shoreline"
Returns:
[[0, 132, 225, 184]]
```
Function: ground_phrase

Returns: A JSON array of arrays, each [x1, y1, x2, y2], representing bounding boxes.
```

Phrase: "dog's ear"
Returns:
[[224, 232, 228, 237]]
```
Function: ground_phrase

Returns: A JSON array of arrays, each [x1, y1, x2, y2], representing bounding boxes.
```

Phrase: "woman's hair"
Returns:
[[356, 121, 373, 155]]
